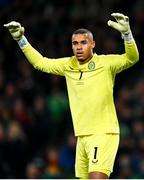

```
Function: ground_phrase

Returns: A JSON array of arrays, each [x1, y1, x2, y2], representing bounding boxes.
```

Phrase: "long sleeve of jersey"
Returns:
[[104, 40, 139, 75], [125, 40, 139, 63], [21, 43, 69, 76]]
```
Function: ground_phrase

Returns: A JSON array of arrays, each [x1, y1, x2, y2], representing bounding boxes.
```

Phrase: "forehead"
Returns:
[[72, 33, 92, 42]]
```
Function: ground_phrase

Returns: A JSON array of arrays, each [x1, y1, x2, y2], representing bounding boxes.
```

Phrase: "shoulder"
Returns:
[[96, 53, 124, 62]]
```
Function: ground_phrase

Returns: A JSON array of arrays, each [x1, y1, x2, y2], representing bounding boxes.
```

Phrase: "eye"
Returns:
[[72, 41, 78, 45], [81, 40, 87, 45]]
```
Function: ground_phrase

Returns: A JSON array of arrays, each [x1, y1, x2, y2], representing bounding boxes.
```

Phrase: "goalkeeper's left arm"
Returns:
[[108, 13, 139, 64]]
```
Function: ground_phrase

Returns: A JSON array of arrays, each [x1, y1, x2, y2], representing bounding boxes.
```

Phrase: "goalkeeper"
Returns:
[[4, 13, 139, 179]]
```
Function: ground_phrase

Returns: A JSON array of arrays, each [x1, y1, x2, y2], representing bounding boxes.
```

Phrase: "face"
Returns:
[[72, 33, 95, 64]]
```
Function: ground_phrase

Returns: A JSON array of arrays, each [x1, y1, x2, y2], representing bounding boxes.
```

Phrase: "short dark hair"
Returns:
[[73, 28, 94, 40]]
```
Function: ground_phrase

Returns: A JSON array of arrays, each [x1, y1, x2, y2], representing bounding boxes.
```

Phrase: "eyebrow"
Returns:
[[72, 40, 87, 44]]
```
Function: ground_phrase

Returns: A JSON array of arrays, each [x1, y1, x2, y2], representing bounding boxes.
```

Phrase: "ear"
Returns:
[[91, 40, 95, 49]]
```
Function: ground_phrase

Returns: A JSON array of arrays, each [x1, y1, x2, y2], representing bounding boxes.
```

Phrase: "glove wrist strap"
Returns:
[[121, 31, 133, 42], [17, 36, 28, 49]]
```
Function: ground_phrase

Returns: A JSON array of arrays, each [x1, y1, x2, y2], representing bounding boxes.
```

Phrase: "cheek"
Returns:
[[72, 47, 76, 54], [72, 45, 75, 51], [83, 44, 88, 49], [83, 45, 91, 53]]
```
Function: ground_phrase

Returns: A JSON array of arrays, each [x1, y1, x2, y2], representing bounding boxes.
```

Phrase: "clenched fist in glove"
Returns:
[[4, 21, 24, 41]]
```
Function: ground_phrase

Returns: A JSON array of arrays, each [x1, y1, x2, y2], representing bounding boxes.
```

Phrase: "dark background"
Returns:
[[0, 0, 144, 178]]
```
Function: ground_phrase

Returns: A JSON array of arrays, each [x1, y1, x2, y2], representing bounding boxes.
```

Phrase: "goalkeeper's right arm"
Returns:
[[4, 21, 51, 71], [4, 21, 44, 68], [4, 21, 67, 75]]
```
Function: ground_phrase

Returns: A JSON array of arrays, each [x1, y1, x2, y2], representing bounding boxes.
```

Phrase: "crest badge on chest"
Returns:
[[88, 61, 95, 70]]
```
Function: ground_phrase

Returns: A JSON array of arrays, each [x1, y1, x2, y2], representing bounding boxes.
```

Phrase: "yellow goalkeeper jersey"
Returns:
[[22, 40, 139, 136]]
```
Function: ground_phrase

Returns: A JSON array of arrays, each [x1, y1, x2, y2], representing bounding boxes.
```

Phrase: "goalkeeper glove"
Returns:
[[4, 21, 24, 41], [107, 13, 130, 35]]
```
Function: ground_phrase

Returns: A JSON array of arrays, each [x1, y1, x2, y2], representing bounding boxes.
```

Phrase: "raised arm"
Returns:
[[108, 13, 139, 64], [4, 21, 68, 75]]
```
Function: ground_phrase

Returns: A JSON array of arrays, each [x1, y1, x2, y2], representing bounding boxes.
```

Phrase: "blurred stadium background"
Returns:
[[0, 0, 144, 178]]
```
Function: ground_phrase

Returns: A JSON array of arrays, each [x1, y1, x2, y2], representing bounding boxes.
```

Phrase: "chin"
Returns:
[[77, 56, 84, 61]]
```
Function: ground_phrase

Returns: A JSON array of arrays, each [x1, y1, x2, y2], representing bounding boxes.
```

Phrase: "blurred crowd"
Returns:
[[0, 0, 144, 178]]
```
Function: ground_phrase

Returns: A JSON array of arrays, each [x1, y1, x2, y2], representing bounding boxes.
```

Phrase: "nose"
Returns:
[[77, 43, 82, 50]]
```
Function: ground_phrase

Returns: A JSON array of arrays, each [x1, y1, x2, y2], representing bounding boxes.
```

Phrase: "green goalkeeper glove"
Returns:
[[107, 13, 130, 35], [4, 21, 24, 41]]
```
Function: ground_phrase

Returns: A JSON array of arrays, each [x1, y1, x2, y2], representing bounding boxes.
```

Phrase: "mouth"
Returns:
[[76, 51, 83, 58]]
